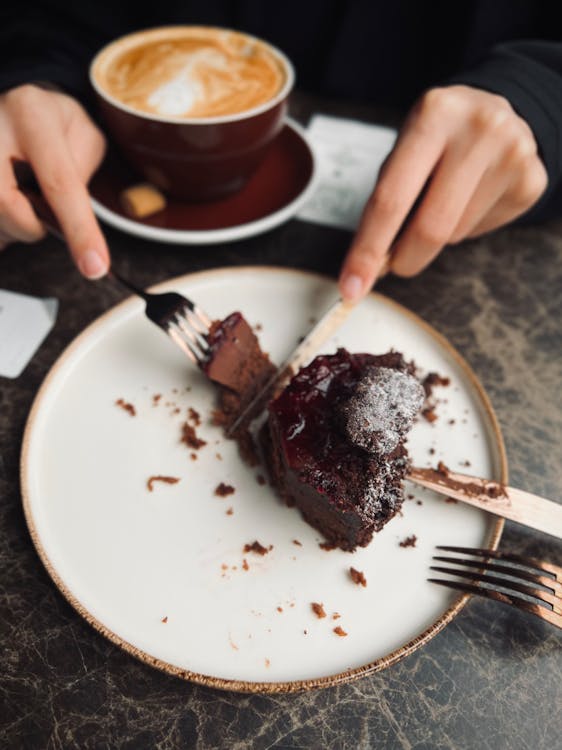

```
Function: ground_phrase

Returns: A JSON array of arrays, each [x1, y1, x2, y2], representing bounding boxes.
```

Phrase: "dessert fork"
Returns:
[[108, 270, 212, 365], [17, 165, 213, 366], [429, 546, 562, 629]]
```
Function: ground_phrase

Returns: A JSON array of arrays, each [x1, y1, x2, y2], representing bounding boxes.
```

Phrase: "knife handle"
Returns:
[[407, 467, 562, 539]]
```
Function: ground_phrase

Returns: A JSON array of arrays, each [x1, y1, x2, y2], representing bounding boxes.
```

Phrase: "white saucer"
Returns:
[[90, 119, 318, 245]]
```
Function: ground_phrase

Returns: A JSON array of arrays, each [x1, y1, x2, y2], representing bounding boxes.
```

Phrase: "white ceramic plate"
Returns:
[[90, 118, 318, 245], [21, 267, 505, 692]]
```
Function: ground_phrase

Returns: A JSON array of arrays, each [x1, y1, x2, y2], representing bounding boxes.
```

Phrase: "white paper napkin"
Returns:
[[297, 114, 397, 231], [0, 289, 58, 378]]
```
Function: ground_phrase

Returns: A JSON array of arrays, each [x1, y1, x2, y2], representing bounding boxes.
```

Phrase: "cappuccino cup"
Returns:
[[90, 26, 294, 201]]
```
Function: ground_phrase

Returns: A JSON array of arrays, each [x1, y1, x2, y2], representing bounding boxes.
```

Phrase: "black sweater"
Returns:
[[2, 0, 562, 221]]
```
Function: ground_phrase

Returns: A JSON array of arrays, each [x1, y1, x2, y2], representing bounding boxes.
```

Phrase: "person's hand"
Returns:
[[0, 84, 109, 278], [339, 84, 548, 301]]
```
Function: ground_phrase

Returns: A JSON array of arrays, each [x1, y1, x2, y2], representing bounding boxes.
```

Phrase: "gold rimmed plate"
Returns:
[[20, 267, 505, 693]]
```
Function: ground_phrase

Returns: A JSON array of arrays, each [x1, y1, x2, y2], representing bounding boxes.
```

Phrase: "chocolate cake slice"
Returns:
[[260, 349, 424, 551], [202, 312, 276, 462]]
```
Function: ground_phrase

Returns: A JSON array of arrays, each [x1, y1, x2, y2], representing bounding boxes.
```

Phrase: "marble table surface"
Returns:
[[1, 95, 561, 749]]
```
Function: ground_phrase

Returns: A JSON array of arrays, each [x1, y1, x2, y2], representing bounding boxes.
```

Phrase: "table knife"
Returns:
[[408, 466, 562, 539], [227, 297, 355, 435]]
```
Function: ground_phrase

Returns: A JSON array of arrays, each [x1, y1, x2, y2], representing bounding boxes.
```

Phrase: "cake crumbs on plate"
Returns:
[[215, 482, 235, 497], [319, 541, 337, 551], [311, 602, 326, 619], [226, 507, 234, 515], [243, 541, 272, 555], [349, 567, 367, 587], [256, 474, 266, 486], [265, 658, 270, 667], [115, 398, 136, 417], [161, 616, 168, 623], [181, 422, 207, 450], [333, 626, 348, 637], [152, 394, 162, 405], [187, 407, 201, 426], [216, 453, 223, 461], [292, 539, 302, 546], [147, 475, 180, 492], [190, 453, 197, 461], [422, 406, 438, 423], [332, 612, 341, 620], [242, 559, 249, 571], [276, 606, 283, 613], [399, 535, 418, 548]]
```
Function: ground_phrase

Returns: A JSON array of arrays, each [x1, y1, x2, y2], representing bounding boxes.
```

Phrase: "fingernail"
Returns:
[[79, 250, 107, 279], [340, 273, 364, 302]]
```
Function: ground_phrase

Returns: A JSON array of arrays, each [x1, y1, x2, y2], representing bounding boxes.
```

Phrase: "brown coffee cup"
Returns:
[[90, 26, 295, 202]]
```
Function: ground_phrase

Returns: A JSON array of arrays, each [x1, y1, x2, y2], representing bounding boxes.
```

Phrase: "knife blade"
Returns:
[[407, 466, 562, 539], [227, 297, 355, 435]]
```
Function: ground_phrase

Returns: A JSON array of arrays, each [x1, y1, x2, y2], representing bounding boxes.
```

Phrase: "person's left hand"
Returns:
[[338, 84, 548, 301]]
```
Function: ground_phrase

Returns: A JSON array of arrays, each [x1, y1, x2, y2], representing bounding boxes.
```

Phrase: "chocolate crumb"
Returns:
[[147, 475, 180, 492], [416, 500, 423, 505], [292, 539, 302, 547], [422, 407, 438, 423], [226, 507, 233, 515], [319, 541, 337, 551], [448, 418, 456, 425], [429, 447, 436, 455], [349, 567, 367, 587], [462, 460, 472, 467], [445, 497, 459, 503], [243, 541, 272, 555], [399, 535, 417, 548], [422, 372, 451, 398], [152, 394, 162, 405], [181, 422, 207, 450], [311, 602, 326, 619], [216, 453, 223, 461], [161, 616, 168, 623], [190, 453, 197, 461], [333, 626, 348, 637], [116, 398, 136, 417], [215, 482, 235, 497], [437, 461, 449, 476], [265, 658, 270, 667], [407, 494, 415, 500], [277, 606, 283, 613], [256, 474, 266, 486], [332, 613, 341, 620], [242, 558, 249, 571], [187, 407, 201, 426]]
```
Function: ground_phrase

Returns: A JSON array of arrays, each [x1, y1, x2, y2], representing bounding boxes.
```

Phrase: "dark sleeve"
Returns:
[[0, 3, 139, 111], [447, 40, 562, 223]]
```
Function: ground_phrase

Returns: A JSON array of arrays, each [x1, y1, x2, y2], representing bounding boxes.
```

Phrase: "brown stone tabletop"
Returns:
[[1, 94, 561, 749]]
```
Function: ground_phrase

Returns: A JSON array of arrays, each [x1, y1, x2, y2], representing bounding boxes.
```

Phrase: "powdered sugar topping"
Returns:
[[338, 367, 425, 455]]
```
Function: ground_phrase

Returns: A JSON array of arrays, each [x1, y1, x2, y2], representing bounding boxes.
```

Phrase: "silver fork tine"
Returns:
[[436, 545, 557, 575], [429, 546, 562, 629], [432, 555, 560, 593], [166, 319, 209, 364], [173, 311, 210, 354], [107, 270, 213, 366], [429, 578, 562, 628], [429, 565, 559, 609]]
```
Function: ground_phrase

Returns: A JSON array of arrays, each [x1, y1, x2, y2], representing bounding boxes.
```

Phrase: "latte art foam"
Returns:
[[99, 31, 286, 118]]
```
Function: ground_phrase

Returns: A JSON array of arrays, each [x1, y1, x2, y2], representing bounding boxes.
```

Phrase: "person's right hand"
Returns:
[[0, 84, 110, 278]]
